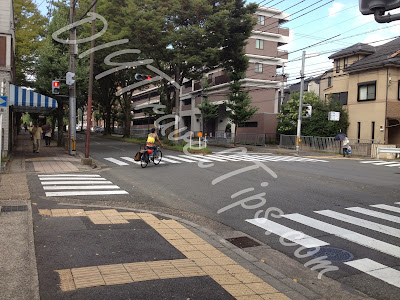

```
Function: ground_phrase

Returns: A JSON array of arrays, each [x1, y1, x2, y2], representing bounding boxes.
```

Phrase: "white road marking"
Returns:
[[41, 181, 113, 185], [346, 207, 400, 224], [371, 161, 398, 165], [165, 155, 195, 163], [45, 190, 129, 197], [38, 174, 101, 177], [370, 204, 400, 214], [179, 155, 213, 162], [43, 185, 121, 190], [104, 158, 129, 165], [360, 161, 381, 164], [245, 218, 329, 248], [315, 210, 400, 238], [193, 155, 226, 162], [345, 258, 400, 288], [120, 156, 141, 164], [39, 177, 106, 181], [282, 213, 400, 259], [383, 163, 400, 167], [160, 157, 181, 163], [212, 155, 243, 161]]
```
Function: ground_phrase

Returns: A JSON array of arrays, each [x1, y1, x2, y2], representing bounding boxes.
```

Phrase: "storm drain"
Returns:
[[307, 247, 354, 262], [1, 205, 28, 212], [226, 236, 261, 249]]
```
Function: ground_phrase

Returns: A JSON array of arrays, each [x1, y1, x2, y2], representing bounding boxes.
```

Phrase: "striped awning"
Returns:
[[9, 84, 58, 108]]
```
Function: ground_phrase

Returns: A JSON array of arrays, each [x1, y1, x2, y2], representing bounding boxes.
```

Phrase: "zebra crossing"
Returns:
[[246, 202, 400, 289], [103, 154, 329, 167], [38, 174, 129, 197], [360, 160, 400, 168]]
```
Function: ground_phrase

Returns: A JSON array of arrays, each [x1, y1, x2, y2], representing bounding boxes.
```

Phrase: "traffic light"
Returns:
[[66, 72, 75, 85], [359, 0, 400, 15], [135, 73, 152, 81], [52, 80, 60, 94], [305, 105, 312, 118]]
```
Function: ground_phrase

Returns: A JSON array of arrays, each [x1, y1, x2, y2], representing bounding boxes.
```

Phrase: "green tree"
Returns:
[[277, 92, 349, 137], [198, 97, 218, 134], [14, 0, 48, 86], [34, 2, 89, 145], [221, 0, 258, 146]]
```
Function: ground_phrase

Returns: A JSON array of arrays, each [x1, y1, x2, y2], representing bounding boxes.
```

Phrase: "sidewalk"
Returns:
[[0, 132, 373, 299]]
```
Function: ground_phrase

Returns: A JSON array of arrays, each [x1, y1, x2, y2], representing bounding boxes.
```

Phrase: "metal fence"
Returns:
[[280, 134, 381, 157]]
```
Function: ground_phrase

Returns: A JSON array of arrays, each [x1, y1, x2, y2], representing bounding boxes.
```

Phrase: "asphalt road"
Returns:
[[66, 133, 400, 299]]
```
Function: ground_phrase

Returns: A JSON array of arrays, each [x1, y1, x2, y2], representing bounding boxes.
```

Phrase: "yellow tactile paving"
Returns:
[[50, 209, 290, 299]]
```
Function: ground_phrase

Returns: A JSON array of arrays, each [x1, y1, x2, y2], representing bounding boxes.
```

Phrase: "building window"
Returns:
[[255, 63, 263, 73], [344, 57, 348, 69], [0, 36, 6, 67], [357, 122, 361, 141], [358, 81, 376, 101], [238, 122, 258, 127], [256, 39, 264, 49], [183, 99, 191, 106], [398, 80, 400, 100], [336, 59, 340, 73], [371, 121, 375, 141], [257, 15, 265, 25], [327, 77, 332, 87]]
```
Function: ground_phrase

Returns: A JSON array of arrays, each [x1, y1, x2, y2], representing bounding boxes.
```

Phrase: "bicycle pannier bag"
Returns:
[[134, 151, 141, 161]]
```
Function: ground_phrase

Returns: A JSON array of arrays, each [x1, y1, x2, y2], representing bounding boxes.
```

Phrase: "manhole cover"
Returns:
[[307, 247, 354, 262], [226, 236, 261, 248], [1, 205, 28, 212]]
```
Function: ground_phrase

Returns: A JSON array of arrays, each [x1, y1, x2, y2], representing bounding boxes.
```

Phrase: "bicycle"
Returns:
[[140, 145, 162, 168]]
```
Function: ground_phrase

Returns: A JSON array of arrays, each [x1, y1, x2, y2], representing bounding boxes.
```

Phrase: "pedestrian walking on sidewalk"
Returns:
[[23, 122, 27, 132], [43, 125, 52, 146], [31, 123, 43, 153], [343, 137, 350, 157]]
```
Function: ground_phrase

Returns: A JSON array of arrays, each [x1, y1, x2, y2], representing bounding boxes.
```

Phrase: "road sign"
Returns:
[[197, 132, 202, 137], [0, 96, 7, 107], [328, 111, 340, 121]]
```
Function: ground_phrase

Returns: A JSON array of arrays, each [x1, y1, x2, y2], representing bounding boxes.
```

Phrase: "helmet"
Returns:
[[147, 149, 152, 154]]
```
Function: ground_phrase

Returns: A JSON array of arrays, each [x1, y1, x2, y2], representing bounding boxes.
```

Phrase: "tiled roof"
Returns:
[[328, 43, 375, 59], [344, 38, 400, 72]]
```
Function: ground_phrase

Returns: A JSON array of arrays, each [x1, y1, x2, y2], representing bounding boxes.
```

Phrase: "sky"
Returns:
[[35, 0, 400, 85], [259, 0, 400, 84]]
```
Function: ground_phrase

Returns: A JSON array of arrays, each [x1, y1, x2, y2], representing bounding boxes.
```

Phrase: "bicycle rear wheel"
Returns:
[[153, 150, 162, 165], [140, 152, 149, 168]]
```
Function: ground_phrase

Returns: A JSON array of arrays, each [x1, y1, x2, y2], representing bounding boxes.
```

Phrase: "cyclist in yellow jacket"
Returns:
[[146, 128, 163, 156]]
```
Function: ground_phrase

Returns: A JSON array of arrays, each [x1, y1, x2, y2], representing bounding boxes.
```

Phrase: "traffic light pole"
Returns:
[[296, 51, 306, 155], [69, 0, 77, 155]]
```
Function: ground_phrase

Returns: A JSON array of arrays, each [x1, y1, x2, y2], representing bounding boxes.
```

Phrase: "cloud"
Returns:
[[329, 3, 344, 17], [362, 34, 394, 46]]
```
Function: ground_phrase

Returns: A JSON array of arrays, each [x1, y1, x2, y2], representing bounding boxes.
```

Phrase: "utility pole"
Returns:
[[85, 0, 96, 158], [280, 63, 286, 109], [69, 0, 77, 155], [296, 51, 306, 155]]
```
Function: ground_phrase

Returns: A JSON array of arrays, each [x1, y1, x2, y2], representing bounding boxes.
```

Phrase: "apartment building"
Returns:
[[321, 39, 400, 144], [131, 6, 290, 140], [0, 0, 15, 156]]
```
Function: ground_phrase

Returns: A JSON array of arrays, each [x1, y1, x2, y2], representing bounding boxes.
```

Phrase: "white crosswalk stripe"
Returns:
[[246, 202, 400, 289], [38, 174, 128, 197], [360, 160, 400, 168], [104, 157, 129, 165], [245, 218, 329, 248], [345, 259, 400, 288], [102, 153, 329, 166]]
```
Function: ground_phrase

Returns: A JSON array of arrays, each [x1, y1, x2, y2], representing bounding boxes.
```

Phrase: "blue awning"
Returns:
[[9, 84, 58, 109]]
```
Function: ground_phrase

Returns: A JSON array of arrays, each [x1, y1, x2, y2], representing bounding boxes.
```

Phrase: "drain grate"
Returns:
[[1, 205, 28, 212], [226, 236, 261, 249], [307, 247, 354, 262]]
